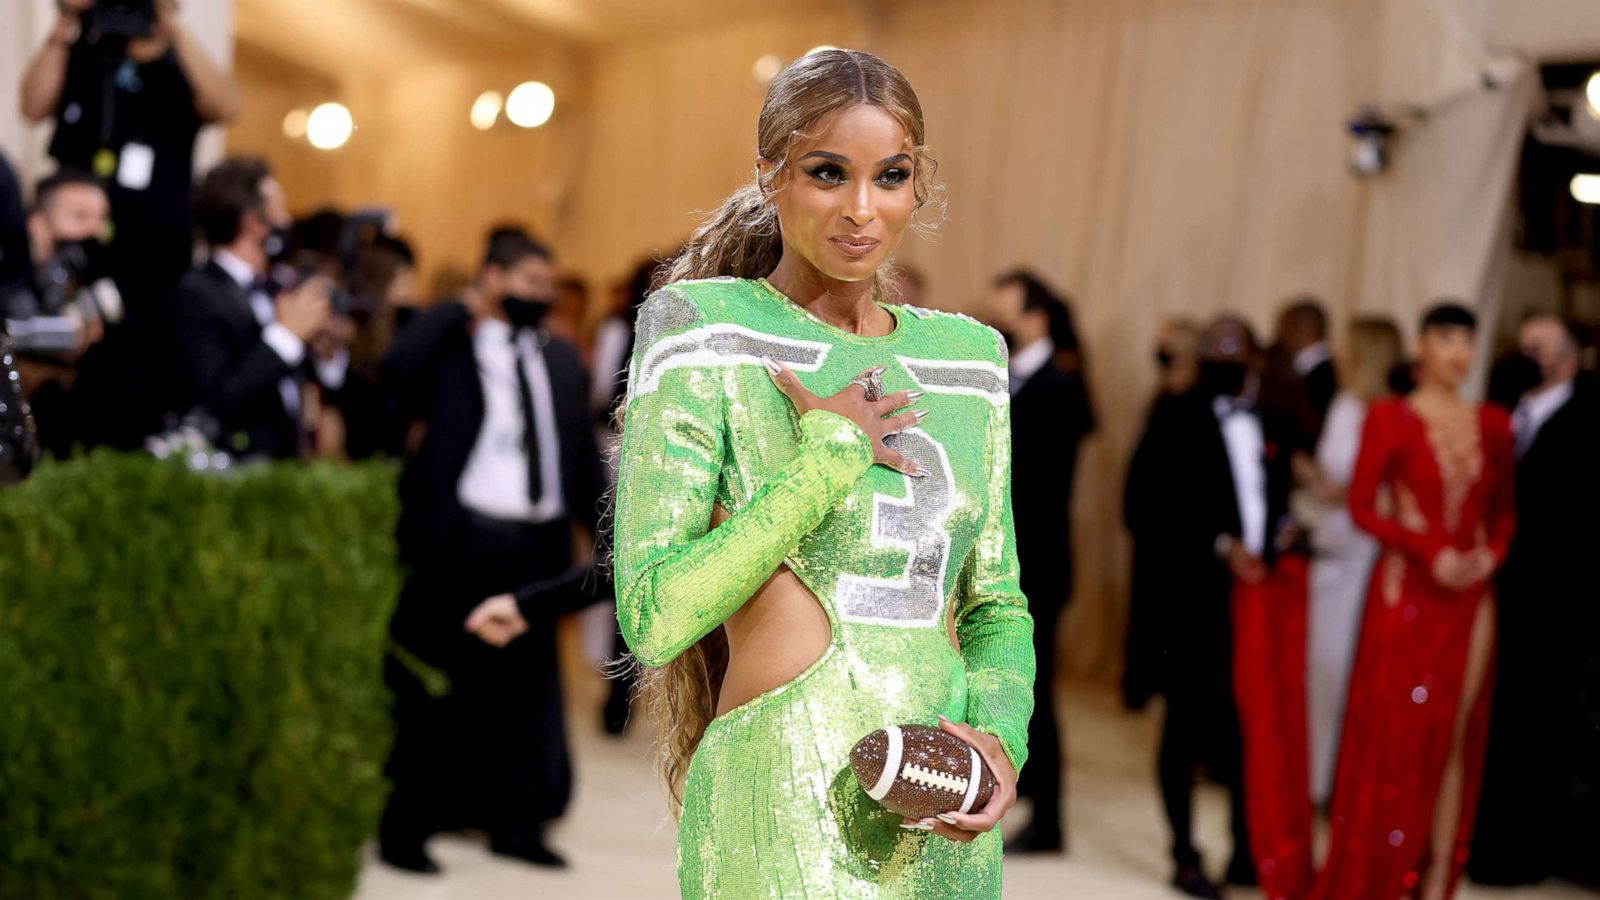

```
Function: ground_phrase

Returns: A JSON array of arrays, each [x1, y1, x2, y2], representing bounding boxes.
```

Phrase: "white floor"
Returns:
[[356, 658, 1599, 900]]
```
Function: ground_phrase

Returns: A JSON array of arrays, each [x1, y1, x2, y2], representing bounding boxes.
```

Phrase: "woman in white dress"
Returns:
[[1300, 317, 1403, 805]]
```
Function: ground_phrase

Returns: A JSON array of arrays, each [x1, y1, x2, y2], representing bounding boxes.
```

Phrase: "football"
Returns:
[[849, 724, 995, 820]]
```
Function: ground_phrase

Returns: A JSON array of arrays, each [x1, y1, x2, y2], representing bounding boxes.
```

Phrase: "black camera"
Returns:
[[0, 240, 123, 356], [84, 0, 157, 41]]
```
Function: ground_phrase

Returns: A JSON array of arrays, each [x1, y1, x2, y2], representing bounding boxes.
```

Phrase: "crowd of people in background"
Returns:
[[2, 2, 1598, 896], [1124, 296, 1600, 899]]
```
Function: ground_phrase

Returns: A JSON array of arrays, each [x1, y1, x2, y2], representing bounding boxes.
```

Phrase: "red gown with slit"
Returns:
[[1310, 398, 1515, 899]]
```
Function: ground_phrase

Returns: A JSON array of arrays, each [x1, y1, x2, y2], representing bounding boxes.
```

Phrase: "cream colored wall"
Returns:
[[230, 43, 585, 295], [565, 10, 868, 308]]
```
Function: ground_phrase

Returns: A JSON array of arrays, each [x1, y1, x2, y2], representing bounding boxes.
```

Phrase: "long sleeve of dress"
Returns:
[[1349, 403, 1448, 565], [954, 365, 1036, 774], [614, 289, 874, 668]]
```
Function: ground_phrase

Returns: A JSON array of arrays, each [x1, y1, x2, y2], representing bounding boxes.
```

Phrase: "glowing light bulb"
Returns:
[[282, 108, 308, 140], [753, 54, 782, 83], [506, 81, 555, 129], [306, 102, 353, 150], [1587, 71, 1600, 118], [470, 90, 503, 130], [1570, 174, 1600, 205]]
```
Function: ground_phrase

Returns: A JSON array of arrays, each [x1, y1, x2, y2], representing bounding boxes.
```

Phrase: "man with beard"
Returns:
[[172, 157, 345, 459], [378, 228, 605, 874], [1124, 315, 1295, 897]]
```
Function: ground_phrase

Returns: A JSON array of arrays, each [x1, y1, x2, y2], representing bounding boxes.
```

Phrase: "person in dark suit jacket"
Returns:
[[1124, 315, 1296, 898], [1260, 297, 1335, 451], [1472, 315, 1600, 887], [982, 269, 1093, 854], [377, 229, 606, 875], [172, 157, 343, 459]]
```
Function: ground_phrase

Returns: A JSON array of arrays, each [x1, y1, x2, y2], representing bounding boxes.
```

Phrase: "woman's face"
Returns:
[[762, 104, 918, 284], [1416, 325, 1475, 389]]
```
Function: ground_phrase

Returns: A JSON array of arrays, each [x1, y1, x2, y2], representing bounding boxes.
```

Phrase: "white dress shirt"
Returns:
[[1214, 396, 1268, 556], [1513, 377, 1574, 458], [1293, 341, 1331, 377], [457, 317, 566, 523], [1007, 337, 1054, 395]]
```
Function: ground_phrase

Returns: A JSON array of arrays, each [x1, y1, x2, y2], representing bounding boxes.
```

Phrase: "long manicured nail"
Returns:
[[913, 409, 930, 422], [905, 390, 924, 401], [909, 464, 929, 478], [868, 365, 888, 377], [900, 822, 935, 832], [938, 714, 953, 724], [762, 356, 782, 376], [936, 813, 958, 825]]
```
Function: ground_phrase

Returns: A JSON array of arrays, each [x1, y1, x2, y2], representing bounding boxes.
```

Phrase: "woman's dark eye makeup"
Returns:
[[803, 163, 912, 187]]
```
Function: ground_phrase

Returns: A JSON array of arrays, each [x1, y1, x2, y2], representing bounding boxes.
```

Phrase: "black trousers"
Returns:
[[382, 513, 572, 845], [1157, 682, 1250, 870], [1015, 583, 1066, 839]]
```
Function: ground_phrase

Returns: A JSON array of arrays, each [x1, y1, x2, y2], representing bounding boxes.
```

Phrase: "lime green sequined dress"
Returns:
[[614, 277, 1035, 899]]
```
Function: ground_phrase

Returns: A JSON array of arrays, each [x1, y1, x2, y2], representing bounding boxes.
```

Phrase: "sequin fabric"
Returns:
[[614, 277, 1035, 898]]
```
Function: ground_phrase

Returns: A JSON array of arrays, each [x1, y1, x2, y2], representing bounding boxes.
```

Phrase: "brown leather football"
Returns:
[[849, 724, 995, 819]]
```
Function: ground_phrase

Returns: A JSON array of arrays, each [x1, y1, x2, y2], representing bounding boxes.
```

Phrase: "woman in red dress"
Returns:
[[1312, 303, 1515, 900]]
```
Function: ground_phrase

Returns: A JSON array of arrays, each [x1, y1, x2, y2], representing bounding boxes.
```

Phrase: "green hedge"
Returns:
[[0, 454, 401, 899]]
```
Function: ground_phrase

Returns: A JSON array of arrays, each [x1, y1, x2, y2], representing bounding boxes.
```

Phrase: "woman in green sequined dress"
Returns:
[[614, 50, 1035, 898]]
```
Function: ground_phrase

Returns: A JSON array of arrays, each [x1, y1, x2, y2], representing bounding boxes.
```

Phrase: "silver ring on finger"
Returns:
[[848, 369, 884, 402]]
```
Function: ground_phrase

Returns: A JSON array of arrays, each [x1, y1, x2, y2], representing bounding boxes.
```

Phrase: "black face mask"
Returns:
[[262, 226, 295, 266], [1199, 359, 1249, 397], [49, 237, 108, 284], [502, 295, 554, 330], [1155, 348, 1175, 370]]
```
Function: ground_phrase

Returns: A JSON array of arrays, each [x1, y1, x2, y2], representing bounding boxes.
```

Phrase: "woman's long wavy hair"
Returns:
[[634, 49, 942, 816]]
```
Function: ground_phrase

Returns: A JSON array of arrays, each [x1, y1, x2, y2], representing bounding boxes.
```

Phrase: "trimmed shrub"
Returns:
[[0, 453, 400, 899]]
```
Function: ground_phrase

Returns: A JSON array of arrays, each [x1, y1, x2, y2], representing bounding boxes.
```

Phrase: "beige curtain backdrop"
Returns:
[[569, 0, 1535, 681]]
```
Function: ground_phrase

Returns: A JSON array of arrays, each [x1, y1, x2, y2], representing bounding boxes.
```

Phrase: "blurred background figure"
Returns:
[[335, 234, 417, 461], [892, 262, 926, 306], [20, 0, 239, 449], [1154, 317, 1201, 397], [1471, 314, 1600, 887], [378, 228, 604, 875], [1317, 303, 1515, 900], [983, 268, 1093, 855], [0, 168, 113, 455], [1299, 316, 1403, 806], [586, 254, 668, 737], [1125, 315, 1297, 898], [1261, 296, 1336, 451], [172, 156, 345, 460]]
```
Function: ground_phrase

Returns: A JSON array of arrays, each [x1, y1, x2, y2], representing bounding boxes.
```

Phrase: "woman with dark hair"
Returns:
[[1312, 303, 1515, 900], [613, 50, 1033, 896]]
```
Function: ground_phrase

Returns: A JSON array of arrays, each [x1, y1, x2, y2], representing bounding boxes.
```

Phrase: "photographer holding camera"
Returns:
[[0, 169, 116, 455], [21, 0, 241, 449], [173, 157, 349, 461]]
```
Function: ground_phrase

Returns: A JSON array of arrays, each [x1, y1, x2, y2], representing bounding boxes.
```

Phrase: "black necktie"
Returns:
[[511, 330, 544, 504]]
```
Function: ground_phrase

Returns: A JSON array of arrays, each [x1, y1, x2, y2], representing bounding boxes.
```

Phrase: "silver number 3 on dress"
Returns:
[[835, 429, 955, 628]]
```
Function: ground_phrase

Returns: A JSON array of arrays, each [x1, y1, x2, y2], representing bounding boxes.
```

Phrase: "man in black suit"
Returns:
[[1124, 316, 1295, 898], [172, 157, 343, 459], [378, 229, 605, 874], [1471, 314, 1600, 887], [1260, 298, 1335, 450], [983, 269, 1093, 855]]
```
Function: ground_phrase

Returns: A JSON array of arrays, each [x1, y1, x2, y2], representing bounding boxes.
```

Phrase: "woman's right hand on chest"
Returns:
[[762, 358, 929, 478]]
